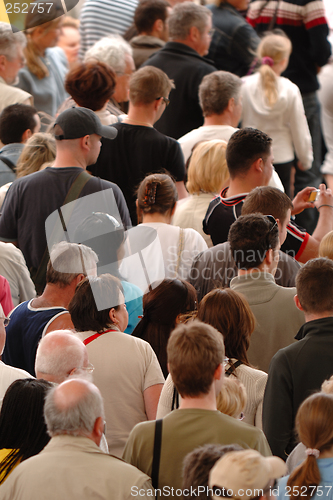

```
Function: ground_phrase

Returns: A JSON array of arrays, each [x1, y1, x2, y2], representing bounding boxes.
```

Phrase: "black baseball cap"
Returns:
[[54, 107, 118, 141]]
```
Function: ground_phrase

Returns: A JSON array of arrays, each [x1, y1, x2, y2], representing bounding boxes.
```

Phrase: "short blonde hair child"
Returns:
[[319, 230, 333, 261], [216, 377, 247, 419]]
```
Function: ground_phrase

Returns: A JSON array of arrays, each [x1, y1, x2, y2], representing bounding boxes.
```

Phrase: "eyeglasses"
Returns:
[[265, 215, 278, 250], [0, 316, 10, 327], [208, 28, 215, 36], [156, 96, 170, 107], [223, 357, 229, 368], [73, 363, 94, 374]]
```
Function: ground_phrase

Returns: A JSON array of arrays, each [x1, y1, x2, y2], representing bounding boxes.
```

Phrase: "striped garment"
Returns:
[[79, 0, 138, 58], [246, 0, 331, 93]]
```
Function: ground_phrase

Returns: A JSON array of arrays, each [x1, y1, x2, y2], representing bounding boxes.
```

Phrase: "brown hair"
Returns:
[[129, 66, 174, 106], [68, 274, 123, 332], [167, 320, 224, 397], [319, 231, 333, 261], [242, 186, 293, 224], [136, 173, 178, 223], [134, 0, 170, 35], [197, 288, 255, 366], [16, 132, 56, 178], [287, 393, 333, 500], [186, 140, 228, 195], [132, 279, 197, 377], [296, 258, 333, 314], [65, 61, 116, 111]]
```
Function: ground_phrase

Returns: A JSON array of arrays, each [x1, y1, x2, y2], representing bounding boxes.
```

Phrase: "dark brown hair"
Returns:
[[197, 288, 255, 366], [242, 186, 293, 223], [167, 320, 224, 397], [132, 279, 197, 377], [68, 274, 123, 332], [65, 61, 116, 111], [287, 393, 333, 500], [136, 173, 178, 223], [296, 258, 333, 314], [134, 0, 170, 34]]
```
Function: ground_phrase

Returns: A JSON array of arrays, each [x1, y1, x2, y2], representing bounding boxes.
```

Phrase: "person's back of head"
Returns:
[[44, 378, 105, 444], [186, 140, 228, 195], [182, 444, 243, 500], [319, 230, 333, 261], [129, 65, 174, 106], [257, 32, 292, 108], [287, 393, 333, 496], [0, 378, 52, 484], [226, 128, 272, 179], [46, 241, 98, 289], [197, 288, 255, 365], [167, 320, 224, 398], [241, 186, 293, 225], [64, 61, 116, 112], [84, 35, 133, 75], [295, 258, 333, 315], [209, 449, 286, 500], [168, 1, 211, 41], [16, 132, 56, 178], [132, 278, 197, 376], [136, 173, 178, 222], [199, 71, 242, 117], [0, 24, 26, 84], [35, 330, 88, 383], [0, 104, 38, 145], [134, 0, 170, 36], [228, 213, 279, 270]]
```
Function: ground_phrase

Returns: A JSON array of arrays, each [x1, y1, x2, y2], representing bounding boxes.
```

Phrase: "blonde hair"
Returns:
[[216, 378, 247, 418], [61, 16, 79, 29], [257, 33, 292, 107], [321, 375, 333, 395], [319, 230, 333, 260], [186, 140, 229, 194], [25, 18, 62, 79], [16, 132, 56, 178]]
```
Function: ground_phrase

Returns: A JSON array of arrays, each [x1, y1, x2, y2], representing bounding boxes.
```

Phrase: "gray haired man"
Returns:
[[0, 379, 153, 499], [0, 22, 32, 111]]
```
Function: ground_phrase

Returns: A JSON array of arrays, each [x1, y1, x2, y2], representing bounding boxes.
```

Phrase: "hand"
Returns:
[[314, 183, 333, 210], [291, 186, 317, 215]]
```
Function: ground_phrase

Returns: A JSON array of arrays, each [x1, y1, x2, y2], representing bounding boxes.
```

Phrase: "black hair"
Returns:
[[0, 104, 38, 145]]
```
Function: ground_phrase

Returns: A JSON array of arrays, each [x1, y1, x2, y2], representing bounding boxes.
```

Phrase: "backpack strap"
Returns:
[[152, 419, 163, 495]]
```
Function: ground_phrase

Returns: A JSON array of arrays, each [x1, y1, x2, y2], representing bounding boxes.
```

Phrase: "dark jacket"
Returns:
[[142, 42, 216, 139], [263, 317, 333, 460], [207, 2, 260, 76]]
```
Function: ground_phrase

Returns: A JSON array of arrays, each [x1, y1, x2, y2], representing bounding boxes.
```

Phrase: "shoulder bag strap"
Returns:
[[0, 155, 16, 172], [225, 359, 243, 377], [172, 385, 180, 410], [152, 419, 163, 495], [31, 170, 91, 294]]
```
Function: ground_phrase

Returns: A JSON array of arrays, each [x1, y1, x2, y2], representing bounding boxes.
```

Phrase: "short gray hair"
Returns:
[[0, 22, 26, 59], [168, 2, 212, 41], [199, 71, 242, 116], [46, 241, 98, 287], [35, 331, 86, 383], [84, 35, 133, 74], [44, 380, 105, 437]]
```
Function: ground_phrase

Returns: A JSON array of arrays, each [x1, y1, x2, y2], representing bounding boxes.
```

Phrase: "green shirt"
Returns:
[[123, 408, 271, 496]]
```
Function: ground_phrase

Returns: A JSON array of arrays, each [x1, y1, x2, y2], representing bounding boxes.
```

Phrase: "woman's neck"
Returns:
[[142, 213, 172, 224]]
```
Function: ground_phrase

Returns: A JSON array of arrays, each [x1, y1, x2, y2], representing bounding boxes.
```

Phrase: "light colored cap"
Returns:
[[209, 450, 287, 500]]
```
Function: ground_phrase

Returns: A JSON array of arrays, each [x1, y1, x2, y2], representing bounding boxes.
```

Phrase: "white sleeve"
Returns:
[[289, 85, 313, 170]]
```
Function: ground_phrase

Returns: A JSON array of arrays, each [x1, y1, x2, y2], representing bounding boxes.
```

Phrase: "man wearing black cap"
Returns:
[[0, 107, 131, 293]]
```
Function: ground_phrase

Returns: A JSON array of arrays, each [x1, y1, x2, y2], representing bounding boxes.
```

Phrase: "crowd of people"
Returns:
[[0, 0, 332, 498]]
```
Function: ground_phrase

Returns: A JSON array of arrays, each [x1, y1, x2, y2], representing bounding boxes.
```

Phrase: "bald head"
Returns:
[[35, 330, 88, 383], [44, 379, 105, 444]]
